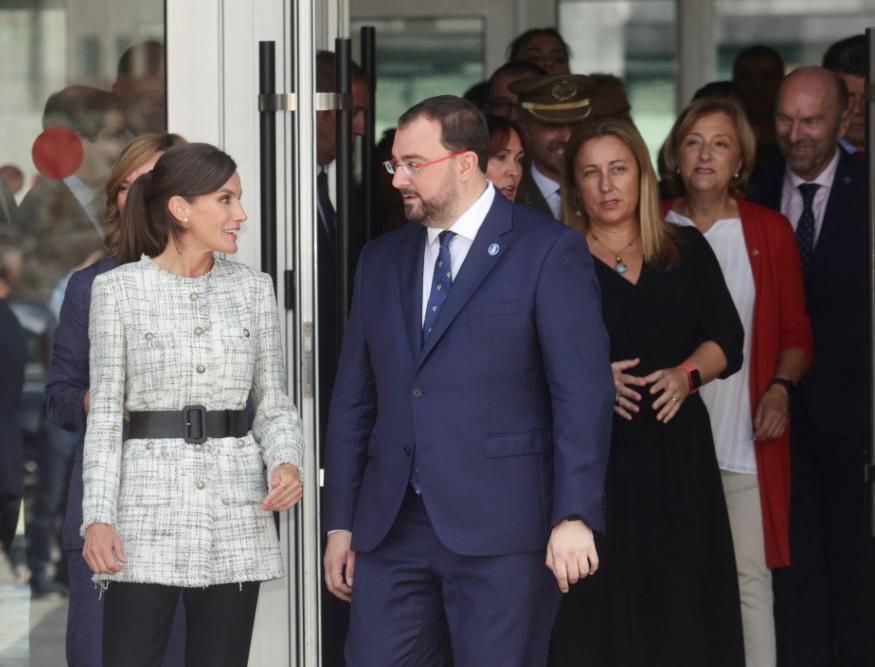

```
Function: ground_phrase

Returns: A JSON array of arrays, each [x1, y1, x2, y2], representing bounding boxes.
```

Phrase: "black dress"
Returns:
[[551, 226, 745, 667]]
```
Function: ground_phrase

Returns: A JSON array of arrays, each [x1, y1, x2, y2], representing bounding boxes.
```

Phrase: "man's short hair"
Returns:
[[316, 50, 368, 93], [823, 34, 867, 78], [398, 95, 489, 173], [42, 85, 121, 141], [488, 61, 547, 91], [732, 45, 785, 80], [116, 41, 164, 81]]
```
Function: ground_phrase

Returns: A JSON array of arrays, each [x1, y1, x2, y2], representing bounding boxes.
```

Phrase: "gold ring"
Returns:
[[671, 396, 678, 403]]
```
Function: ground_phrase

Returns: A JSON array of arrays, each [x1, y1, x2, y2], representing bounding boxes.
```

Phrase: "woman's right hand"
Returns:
[[83, 523, 127, 575], [612, 358, 646, 420]]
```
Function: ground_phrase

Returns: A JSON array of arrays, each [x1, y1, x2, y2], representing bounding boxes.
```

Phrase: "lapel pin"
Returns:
[[488, 243, 500, 256]]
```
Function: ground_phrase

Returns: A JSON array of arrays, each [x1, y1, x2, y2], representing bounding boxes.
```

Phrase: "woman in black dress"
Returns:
[[550, 117, 745, 667]]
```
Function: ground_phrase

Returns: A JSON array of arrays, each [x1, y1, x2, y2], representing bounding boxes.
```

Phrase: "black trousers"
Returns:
[[103, 581, 260, 667]]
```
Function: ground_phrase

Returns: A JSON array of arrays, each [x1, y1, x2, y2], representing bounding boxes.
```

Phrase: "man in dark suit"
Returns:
[[747, 66, 871, 666], [510, 74, 594, 220], [323, 95, 613, 666]]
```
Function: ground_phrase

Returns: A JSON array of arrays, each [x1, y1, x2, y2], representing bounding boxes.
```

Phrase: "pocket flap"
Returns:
[[483, 430, 551, 458]]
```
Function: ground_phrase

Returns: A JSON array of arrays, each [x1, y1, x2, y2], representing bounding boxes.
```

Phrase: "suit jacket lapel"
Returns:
[[417, 196, 514, 368], [399, 223, 426, 361], [815, 150, 854, 268]]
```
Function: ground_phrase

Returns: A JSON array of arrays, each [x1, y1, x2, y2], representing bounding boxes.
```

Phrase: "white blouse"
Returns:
[[666, 210, 756, 474]]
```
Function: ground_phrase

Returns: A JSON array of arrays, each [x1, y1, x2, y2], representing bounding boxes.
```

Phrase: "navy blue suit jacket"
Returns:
[[747, 149, 869, 437], [45, 255, 115, 550], [324, 190, 614, 557]]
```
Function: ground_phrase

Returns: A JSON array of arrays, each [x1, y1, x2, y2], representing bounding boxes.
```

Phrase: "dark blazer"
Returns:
[[0, 299, 27, 500], [13, 177, 104, 302], [747, 148, 869, 436], [515, 167, 555, 220], [324, 190, 614, 557], [45, 255, 115, 550]]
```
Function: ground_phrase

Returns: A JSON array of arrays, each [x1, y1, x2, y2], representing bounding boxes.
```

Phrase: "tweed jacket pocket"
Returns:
[[128, 327, 173, 395], [118, 441, 182, 507], [218, 441, 267, 505]]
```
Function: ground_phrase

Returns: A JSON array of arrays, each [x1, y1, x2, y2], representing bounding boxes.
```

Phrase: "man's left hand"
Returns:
[[545, 518, 598, 593]]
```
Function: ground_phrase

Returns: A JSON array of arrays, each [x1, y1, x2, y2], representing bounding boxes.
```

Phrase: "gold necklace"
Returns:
[[590, 232, 638, 274]]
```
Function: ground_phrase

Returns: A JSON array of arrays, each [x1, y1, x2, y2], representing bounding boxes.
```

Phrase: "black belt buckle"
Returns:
[[183, 405, 208, 444]]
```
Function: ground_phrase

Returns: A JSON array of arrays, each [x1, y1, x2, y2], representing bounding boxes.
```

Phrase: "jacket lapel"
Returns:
[[398, 223, 426, 361], [814, 149, 854, 270], [417, 195, 514, 368]]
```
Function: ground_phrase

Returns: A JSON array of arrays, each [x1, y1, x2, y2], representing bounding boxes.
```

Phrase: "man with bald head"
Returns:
[[748, 66, 871, 666]]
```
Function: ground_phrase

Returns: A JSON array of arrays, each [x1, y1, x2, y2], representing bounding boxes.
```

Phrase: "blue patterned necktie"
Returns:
[[422, 230, 456, 342], [410, 230, 455, 495], [795, 183, 819, 276]]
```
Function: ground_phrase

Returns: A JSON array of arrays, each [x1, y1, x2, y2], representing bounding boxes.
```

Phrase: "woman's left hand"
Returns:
[[643, 366, 690, 424], [262, 463, 303, 512], [753, 384, 789, 441]]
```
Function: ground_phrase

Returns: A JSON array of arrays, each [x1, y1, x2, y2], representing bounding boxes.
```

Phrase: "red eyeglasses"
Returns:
[[383, 151, 467, 177]]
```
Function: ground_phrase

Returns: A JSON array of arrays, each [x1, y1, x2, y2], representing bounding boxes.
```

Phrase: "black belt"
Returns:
[[128, 406, 249, 444]]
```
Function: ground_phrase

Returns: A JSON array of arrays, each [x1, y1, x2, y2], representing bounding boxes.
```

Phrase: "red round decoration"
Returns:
[[32, 127, 83, 180]]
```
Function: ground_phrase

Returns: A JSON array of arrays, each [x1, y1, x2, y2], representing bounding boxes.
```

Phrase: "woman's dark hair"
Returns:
[[485, 113, 526, 158], [118, 143, 237, 263], [508, 28, 571, 63]]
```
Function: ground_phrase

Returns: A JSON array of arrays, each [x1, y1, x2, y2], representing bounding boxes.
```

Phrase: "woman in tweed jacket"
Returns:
[[82, 143, 303, 667]]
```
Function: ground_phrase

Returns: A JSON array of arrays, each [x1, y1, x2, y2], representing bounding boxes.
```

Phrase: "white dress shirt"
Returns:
[[422, 184, 495, 324], [780, 148, 840, 246], [666, 210, 757, 473], [530, 163, 562, 220]]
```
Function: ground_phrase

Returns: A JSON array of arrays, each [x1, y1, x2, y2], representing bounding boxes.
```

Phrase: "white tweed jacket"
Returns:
[[82, 255, 303, 587]]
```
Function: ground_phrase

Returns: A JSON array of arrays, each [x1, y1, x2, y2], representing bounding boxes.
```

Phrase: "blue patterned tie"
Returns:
[[410, 230, 455, 495], [795, 183, 819, 276], [422, 230, 456, 342]]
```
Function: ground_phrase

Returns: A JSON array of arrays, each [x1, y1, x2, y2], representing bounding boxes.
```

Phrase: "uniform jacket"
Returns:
[[515, 167, 555, 220], [324, 190, 614, 557], [82, 256, 303, 586]]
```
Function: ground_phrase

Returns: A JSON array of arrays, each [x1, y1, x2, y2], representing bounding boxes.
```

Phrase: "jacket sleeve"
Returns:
[[535, 228, 614, 533], [250, 272, 304, 482], [45, 270, 90, 433], [81, 275, 126, 532]]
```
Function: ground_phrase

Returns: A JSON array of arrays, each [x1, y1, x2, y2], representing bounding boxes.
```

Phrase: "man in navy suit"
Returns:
[[323, 95, 613, 666], [747, 66, 871, 666]]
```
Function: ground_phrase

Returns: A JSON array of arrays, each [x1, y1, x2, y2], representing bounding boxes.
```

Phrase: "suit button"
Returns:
[[196, 364, 206, 373], [403, 447, 412, 456], [412, 388, 423, 398], [195, 480, 205, 490]]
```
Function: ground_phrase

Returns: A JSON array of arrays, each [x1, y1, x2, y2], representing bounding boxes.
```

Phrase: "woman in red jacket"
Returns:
[[661, 96, 813, 667]]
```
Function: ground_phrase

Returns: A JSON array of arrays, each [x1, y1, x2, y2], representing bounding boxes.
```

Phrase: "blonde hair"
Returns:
[[104, 132, 187, 257], [561, 116, 678, 267], [661, 97, 756, 198]]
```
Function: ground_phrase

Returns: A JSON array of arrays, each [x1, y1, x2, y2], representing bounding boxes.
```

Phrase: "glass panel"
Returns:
[[0, 1, 164, 663], [716, 0, 875, 77], [559, 0, 677, 163], [350, 17, 485, 137]]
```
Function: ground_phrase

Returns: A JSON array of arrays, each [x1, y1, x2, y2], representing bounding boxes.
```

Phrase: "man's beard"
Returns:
[[401, 171, 457, 226]]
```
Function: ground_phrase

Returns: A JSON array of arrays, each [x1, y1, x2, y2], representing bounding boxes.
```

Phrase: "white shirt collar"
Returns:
[[786, 147, 840, 191], [530, 163, 560, 199], [426, 183, 495, 245], [63, 175, 94, 211]]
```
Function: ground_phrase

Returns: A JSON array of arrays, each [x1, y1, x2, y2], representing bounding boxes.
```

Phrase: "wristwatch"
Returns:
[[769, 377, 795, 393], [679, 363, 702, 393]]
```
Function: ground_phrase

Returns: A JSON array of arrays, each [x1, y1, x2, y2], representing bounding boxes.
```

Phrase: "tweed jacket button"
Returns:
[[194, 444, 204, 452], [145, 441, 153, 450], [196, 364, 206, 374], [243, 328, 250, 337], [236, 438, 246, 448], [190, 292, 199, 301], [144, 332, 154, 340], [196, 480, 205, 490], [194, 327, 204, 336]]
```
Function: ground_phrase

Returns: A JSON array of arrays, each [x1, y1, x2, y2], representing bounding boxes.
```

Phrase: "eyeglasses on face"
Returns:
[[383, 151, 467, 177]]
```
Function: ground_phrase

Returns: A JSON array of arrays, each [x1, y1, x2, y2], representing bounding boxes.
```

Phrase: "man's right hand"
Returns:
[[324, 530, 355, 602]]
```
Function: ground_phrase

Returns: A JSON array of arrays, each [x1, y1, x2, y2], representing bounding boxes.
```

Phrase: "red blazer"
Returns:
[[662, 198, 813, 568]]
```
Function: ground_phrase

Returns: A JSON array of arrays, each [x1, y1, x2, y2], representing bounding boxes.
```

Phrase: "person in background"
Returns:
[[82, 143, 303, 667], [747, 66, 871, 667], [823, 34, 867, 156], [0, 235, 27, 560], [483, 61, 547, 121], [112, 41, 166, 137], [46, 132, 187, 667], [589, 74, 632, 120], [511, 74, 595, 220], [508, 28, 572, 75], [732, 45, 785, 170], [485, 113, 526, 202], [661, 96, 813, 667], [552, 116, 745, 667]]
